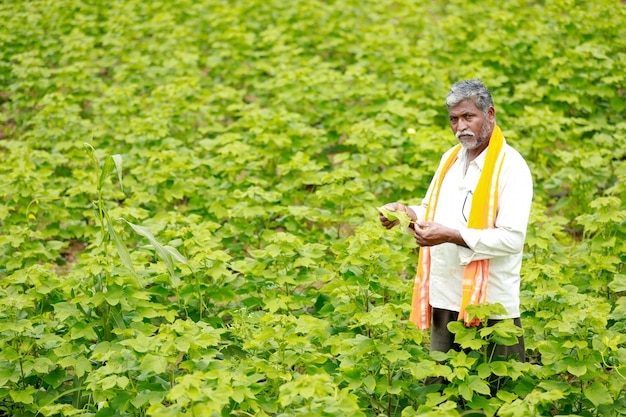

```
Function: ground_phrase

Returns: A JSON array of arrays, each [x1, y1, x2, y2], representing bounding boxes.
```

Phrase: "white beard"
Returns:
[[456, 122, 491, 150], [458, 134, 482, 150]]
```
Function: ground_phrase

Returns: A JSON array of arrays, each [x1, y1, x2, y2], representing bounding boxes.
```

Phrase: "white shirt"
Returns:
[[410, 143, 533, 319]]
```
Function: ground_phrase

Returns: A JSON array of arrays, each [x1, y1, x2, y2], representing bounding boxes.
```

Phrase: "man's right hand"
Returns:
[[378, 202, 417, 229]]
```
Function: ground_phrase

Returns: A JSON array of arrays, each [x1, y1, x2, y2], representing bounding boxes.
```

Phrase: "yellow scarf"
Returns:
[[410, 125, 506, 330]]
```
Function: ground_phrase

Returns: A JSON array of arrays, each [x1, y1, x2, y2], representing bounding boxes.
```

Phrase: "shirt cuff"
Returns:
[[458, 228, 481, 265]]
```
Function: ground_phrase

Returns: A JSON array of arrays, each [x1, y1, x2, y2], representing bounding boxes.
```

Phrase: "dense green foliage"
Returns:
[[1, 0, 625, 415]]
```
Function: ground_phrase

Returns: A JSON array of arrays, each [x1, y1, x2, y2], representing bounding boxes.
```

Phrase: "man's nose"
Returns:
[[457, 118, 468, 131]]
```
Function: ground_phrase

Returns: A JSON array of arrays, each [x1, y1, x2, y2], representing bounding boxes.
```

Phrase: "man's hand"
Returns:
[[378, 202, 417, 230], [412, 221, 468, 248]]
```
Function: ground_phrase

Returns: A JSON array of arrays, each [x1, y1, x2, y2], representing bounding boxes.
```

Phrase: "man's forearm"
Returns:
[[448, 228, 469, 248]]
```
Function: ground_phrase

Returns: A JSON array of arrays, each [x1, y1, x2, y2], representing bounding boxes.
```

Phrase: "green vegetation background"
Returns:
[[1, 0, 625, 416]]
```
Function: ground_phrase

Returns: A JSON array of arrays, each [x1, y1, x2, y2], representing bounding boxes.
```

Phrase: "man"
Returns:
[[379, 79, 533, 362]]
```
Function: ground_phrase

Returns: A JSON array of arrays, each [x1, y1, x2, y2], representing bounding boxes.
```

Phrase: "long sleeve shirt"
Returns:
[[410, 143, 533, 319]]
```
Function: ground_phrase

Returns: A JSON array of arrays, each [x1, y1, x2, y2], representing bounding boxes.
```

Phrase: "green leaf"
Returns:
[[362, 374, 376, 390], [496, 390, 518, 403], [70, 322, 99, 341], [98, 155, 116, 192], [75, 355, 92, 378], [140, 353, 168, 374], [94, 407, 117, 417], [448, 321, 486, 350], [107, 220, 137, 276], [467, 375, 491, 395], [583, 381, 613, 407], [110, 392, 133, 412], [608, 274, 626, 293], [111, 154, 124, 190], [123, 219, 188, 284], [567, 364, 587, 377], [377, 206, 413, 230], [490, 361, 508, 377], [10, 386, 36, 404]]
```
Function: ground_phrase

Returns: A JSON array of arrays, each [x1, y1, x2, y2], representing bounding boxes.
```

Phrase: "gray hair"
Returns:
[[445, 79, 494, 115]]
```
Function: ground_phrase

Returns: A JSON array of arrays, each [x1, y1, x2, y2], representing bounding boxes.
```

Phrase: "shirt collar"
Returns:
[[458, 145, 489, 171]]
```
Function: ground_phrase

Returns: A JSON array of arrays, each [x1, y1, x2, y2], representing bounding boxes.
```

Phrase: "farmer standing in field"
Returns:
[[379, 79, 533, 364]]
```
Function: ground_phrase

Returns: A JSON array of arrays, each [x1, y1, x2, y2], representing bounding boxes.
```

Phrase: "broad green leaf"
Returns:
[[608, 274, 626, 293], [496, 390, 518, 402], [10, 386, 36, 404], [70, 322, 99, 341], [448, 321, 485, 350], [583, 381, 613, 407], [567, 364, 587, 377], [490, 361, 508, 377], [140, 354, 168, 374], [377, 206, 413, 230], [75, 355, 92, 378]]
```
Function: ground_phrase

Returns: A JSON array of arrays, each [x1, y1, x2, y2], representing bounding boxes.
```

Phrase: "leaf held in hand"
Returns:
[[378, 206, 413, 230]]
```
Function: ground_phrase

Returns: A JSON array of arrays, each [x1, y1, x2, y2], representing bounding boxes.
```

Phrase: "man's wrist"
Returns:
[[449, 228, 469, 248]]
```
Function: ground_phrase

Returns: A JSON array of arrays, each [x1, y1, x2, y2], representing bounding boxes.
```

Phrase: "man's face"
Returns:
[[448, 100, 495, 151]]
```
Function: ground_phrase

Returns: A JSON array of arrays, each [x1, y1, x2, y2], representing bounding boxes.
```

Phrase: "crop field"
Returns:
[[1, 0, 625, 416]]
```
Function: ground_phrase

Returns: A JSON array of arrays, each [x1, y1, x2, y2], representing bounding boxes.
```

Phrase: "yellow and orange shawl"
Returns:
[[410, 125, 507, 330]]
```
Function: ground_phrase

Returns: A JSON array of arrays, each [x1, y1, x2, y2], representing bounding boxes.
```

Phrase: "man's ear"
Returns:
[[488, 106, 496, 124]]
